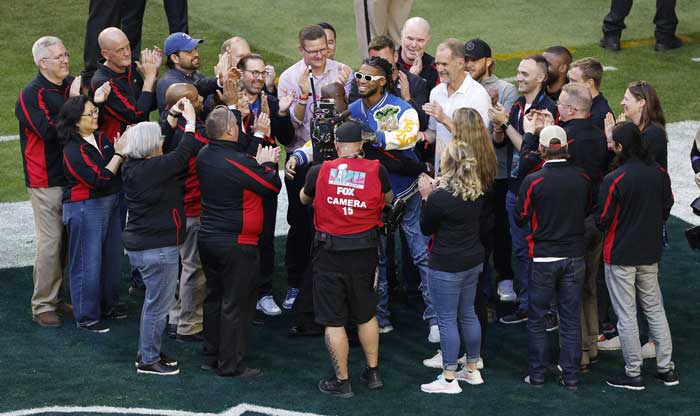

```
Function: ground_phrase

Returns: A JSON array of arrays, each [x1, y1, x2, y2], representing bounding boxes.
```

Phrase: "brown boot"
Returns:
[[57, 303, 73, 315], [33, 311, 62, 328]]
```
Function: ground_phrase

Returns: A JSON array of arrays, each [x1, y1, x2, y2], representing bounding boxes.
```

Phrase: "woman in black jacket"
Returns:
[[120, 98, 198, 376], [418, 123, 486, 394], [58, 96, 125, 333]]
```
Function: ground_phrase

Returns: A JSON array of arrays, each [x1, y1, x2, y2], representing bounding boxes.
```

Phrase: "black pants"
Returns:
[[257, 195, 277, 297], [492, 179, 513, 281], [602, 0, 678, 39], [284, 163, 312, 289], [199, 240, 259, 376], [83, 0, 188, 72]]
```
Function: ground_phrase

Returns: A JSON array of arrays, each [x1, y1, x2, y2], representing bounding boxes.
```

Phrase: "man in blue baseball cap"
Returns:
[[156, 32, 225, 114]]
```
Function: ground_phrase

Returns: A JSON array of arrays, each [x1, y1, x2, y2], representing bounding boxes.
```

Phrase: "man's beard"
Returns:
[[359, 85, 379, 98]]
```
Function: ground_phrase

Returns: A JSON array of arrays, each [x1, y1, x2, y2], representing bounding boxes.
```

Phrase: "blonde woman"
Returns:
[[418, 133, 486, 394]]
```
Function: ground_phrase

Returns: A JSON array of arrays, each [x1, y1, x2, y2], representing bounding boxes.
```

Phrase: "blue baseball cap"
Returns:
[[164, 32, 203, 56]]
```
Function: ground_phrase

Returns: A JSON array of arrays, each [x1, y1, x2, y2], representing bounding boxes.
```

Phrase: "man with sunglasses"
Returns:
[[277, 25, 352, 334], [16, 36, 80, 328]]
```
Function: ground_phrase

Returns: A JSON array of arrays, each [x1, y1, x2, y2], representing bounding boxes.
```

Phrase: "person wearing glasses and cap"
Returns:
[[299, 120, 393, 398], [514, 125, 592, 390]]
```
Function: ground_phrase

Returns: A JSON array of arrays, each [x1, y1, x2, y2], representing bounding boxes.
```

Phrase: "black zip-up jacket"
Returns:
[[494, 88, 558, 194], [420, 189, 485, 273], [561, 118, 611, 203], [121, 132, 197, 251], [596, 158, 673, 265], [515, 160, 591, 258], [240, 94, 296, 151], [62, 131, 121, 202], [397, 47, 439, 88], [89, 63, 154, 144], [590, 93, 613, 132], [15, 73, 74, 188], [197, 139, 282, 246], [642, 123, 668, 169]]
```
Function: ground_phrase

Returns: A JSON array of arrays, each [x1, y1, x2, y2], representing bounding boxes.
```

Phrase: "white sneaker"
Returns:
[[379, 324, 394, 334], [422, 350, 483, 370], [428, 325, 440, 343], [642, 340, 656, 359], [256, 295, 282, 316], [282, 287, 298, 310], [420, 375, 462, 394], [497, 279, 517, 302], [598, 335, 621, 351], [455, 369, 484, 385]]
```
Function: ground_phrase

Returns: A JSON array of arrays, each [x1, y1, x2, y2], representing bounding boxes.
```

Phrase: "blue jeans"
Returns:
[[127, 246, 179, 365], [428, 264, 482, 371], [528, 257, 585, 384], [62, 193, 122, 326], [506, 190, 532, 312], [377, 192, 434, 326]]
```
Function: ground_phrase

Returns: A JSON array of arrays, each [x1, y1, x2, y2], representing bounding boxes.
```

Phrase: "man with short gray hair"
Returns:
[[16, 36, 79, 327]]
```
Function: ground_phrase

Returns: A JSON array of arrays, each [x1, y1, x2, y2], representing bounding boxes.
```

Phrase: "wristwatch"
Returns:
[[501, 121, 510, 130]]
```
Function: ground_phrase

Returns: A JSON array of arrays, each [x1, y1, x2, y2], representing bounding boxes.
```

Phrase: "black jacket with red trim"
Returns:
[[642, 123, 668, 170], [62, 131, 121, 202], [515, 160, 591, 258], [15, 73, 74, 188], [397, 47, 439, 88], [89, 63, 154, 144], [197, 138, 282, 246], [121, 132, 198, 251], [161, 113, 210, 217], [595, 158, 673, 265]]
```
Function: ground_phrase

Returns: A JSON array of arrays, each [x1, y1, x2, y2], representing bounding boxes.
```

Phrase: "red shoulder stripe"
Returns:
[[225, 158, 280, 193]]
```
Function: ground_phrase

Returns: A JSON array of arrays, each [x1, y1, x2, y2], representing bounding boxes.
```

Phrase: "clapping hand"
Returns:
[[93, 81, 112, 104], [255, 144, 280, 165]]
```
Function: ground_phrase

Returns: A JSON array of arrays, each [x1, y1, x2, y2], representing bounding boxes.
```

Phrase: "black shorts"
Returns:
[[312, 246, 378, 327]]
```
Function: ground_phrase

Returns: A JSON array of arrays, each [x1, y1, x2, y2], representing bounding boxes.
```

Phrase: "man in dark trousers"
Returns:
[[300, 121, 393, 398], [515, 125, 591, 390], [197, 106, 281, 378], [600, 0, 682, 51], [597, 122, 677, 390]]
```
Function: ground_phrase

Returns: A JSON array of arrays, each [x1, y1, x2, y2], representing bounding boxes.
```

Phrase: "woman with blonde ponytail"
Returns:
[[418, 117, 487, 394]]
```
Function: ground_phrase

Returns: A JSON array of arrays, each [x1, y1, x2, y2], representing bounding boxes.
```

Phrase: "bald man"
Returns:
[[159, 82, 211, 342], [397, 17, 438, 88], [89, 27, 160, 143], [354, 0, 413, 60]]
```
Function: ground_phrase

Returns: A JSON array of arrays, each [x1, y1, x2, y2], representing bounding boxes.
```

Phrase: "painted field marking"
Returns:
[[0, 135, 19, 142], [0, 403, 330, 416]]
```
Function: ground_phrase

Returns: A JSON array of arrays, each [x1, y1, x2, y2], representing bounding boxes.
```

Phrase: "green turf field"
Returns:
[[2, 221, 700, 415], [1, 0, 699, 202]]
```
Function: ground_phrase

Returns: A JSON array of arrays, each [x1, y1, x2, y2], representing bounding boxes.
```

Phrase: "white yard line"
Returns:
[[1, 121, 699, 269], [0, 403, 330, 416], [0, 135, 19, 142]]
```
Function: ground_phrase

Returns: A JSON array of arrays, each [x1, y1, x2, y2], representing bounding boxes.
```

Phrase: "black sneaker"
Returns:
[[137, 360, 180, 376], [134, 352, 178, 367], [500, 310, 528, 324], [102, 303, 127, 320], [81, 321, 110, 333], [599, 33, 621, 51], [216, 367, 262, 379], [318, 377, 354, 398], [166, 324, 177, 339], [360, 366, 384, 389], [176, 331, 204, 343], [654, 35, 683, 51], [545, 314, 559, 332], [654, 370, 679, 386], [606, 374, 645, 390], [559, 377, 578, 391], [523, 375, 545, 387]]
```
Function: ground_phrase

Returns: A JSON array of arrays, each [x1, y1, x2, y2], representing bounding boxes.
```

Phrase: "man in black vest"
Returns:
[[300, 121, 393, 398]]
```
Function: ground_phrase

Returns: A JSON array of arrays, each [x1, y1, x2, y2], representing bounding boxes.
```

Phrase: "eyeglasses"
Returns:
[[303, 47, 327, 56], [556, 100, 578, 111], [354, 72, 385, 82], [43, 53, 70, 63], [81, 108, 99, 118], [243, 69, 266, 78]]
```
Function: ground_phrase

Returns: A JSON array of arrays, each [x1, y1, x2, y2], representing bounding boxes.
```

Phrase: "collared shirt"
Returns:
[[277, 59, 352, 152], [428, 73, 491, 171]]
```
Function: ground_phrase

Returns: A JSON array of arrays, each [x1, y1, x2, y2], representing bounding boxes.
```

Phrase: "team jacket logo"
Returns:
[[373, 105, 400, 131], [329, 164, 366, 189]]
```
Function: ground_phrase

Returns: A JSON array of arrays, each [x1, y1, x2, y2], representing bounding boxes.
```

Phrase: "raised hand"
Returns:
[[488, 103, 508, 126], [487, 87, 499, 106], [69, 76, 82, 97], [93, 81, 112, 104], [409, 51, 424, 76], [604, 112, 615, 146], [278, 89, 295, 116], [255, 144, 278, 165], [264, 64, 276, 91], [237, 90, 250, 117], [417, 172, 435, 200], [422, 101, 448, 125], [260, 91, 270, 115], [113, 131, 126, 154], [214, 51, 232, 79], [298, 68, 311, 97], [254, 111, 271, 136], [337, 65, 351, 85], [180, 97, 195, 123], [397, 70, 411, 101], [216, 76, 238, 106]]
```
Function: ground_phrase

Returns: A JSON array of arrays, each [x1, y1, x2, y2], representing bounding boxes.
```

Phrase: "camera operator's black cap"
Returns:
[[335, 120, 371, 143], [464, 38, 492, 60]]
